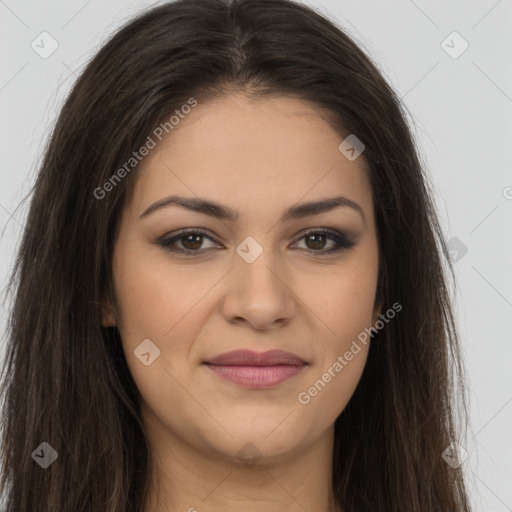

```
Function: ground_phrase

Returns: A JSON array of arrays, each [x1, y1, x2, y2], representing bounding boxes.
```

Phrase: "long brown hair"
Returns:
[[0, 0, 472, 510]]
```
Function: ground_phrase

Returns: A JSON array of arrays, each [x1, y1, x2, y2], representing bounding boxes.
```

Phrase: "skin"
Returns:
[[103, 93, 381, 512]]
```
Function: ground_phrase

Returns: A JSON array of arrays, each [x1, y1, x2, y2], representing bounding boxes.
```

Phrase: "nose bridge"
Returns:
[[238, 247, 280, 294], [236, 237, 286, 302], [221, 236, 295, 328]]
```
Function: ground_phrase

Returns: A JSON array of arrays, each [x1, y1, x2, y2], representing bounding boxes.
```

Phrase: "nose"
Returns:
[[219, 248, 296, 331]]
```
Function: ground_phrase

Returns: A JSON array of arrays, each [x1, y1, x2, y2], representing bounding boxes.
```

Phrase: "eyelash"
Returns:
[[156, 228, 355, 256]]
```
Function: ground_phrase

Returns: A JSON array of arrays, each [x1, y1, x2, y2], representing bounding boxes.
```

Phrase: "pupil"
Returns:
[[307, 234, 325, 250], [183, 234, 202, 250]]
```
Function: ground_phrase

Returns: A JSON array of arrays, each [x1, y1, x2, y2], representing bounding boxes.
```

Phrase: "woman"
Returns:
[[0, 0, 472, 510]]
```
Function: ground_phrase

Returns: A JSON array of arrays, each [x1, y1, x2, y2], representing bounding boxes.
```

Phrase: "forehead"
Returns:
[[129, 93, 374, 225]]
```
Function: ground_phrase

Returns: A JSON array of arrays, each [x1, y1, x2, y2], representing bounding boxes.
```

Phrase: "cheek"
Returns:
[[112, 243, 207, 341], [296, 342, 369, 433], [304, 253, 379, 346], [294, 251, 377, 419], [111, 244, 213, 390]]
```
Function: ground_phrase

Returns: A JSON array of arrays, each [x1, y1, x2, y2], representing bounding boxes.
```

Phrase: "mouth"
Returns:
[[202, 349, 307, 389]]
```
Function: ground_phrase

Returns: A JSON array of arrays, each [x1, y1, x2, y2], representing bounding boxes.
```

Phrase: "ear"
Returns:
[[100, 302, 117, 327]]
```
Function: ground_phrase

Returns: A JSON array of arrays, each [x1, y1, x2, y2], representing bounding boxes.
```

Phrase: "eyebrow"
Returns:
[[139, 194, 366, 225]]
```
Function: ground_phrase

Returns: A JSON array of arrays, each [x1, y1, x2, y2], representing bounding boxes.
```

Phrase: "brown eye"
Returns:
[[157, 229, 220, 255], [304, 233, 328, 250], [293, 230, 355, 255], [158, 228, 355, 256], [181, 233, 204, 251]]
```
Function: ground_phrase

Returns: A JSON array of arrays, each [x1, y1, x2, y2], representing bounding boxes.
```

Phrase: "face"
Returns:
[[104, 93, 381, 464]]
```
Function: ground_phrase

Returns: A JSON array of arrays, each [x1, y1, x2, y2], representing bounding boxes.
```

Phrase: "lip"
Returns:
[[204, 349, 306, 366], [203, 350, 307, 389]]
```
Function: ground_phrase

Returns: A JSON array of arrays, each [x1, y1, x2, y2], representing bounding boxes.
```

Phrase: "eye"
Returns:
[[157, 228, 220, 255], [292, 229, 355, 255], [157, 228, 355, 256]]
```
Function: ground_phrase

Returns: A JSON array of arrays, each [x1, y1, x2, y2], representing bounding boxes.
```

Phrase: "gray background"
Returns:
[[1, 0, 511, 510]]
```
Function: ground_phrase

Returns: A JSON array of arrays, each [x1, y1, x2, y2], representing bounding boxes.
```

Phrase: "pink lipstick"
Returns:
[[203, 349, 307, 388]]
